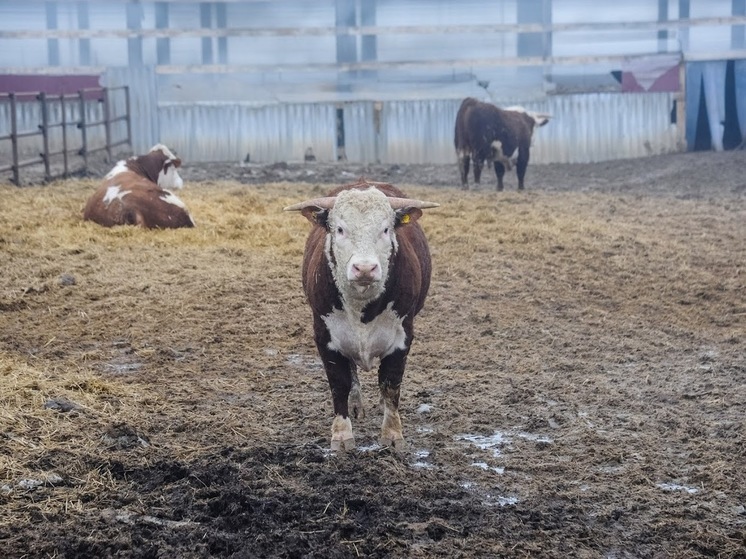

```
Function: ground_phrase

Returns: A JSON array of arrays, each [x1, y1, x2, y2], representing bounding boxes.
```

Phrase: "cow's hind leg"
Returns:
[[473, 157, 484, 186], [348, 369, 365, 419], [457, 150, 470, 189], [378, 349, 408, 450], [493, 161, 506, 191]]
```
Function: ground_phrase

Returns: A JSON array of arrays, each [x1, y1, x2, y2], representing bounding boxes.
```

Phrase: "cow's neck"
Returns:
[[337, 281, 386, 317]]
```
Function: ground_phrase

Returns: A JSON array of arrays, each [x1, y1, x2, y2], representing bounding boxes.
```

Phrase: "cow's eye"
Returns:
[[336, 226, 344, 235], [383, 227, 389, 234]]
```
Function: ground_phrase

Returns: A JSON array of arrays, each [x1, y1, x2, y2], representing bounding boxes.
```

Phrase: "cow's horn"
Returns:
[[386, 197, 440, 210], [283, 197, 337, 212]]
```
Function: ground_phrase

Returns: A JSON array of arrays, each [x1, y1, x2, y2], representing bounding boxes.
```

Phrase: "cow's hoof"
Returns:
[[379, 436, 407, 452], [331, 437, 356, 452]]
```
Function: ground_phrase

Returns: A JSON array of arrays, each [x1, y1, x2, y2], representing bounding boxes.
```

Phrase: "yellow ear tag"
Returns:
[[400, 213, 411, 224]]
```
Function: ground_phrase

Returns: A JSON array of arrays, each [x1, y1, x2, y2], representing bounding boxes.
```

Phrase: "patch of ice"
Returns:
[[416, 403, 432, 414], [18, 479, 44, 490], [470, 462, 504, 474], [416, 426, 433, 434], [411, 449, 435, 468], [455, 432, 509, 457], [656, 482, 699, 494], [491, 495, 518, 507], [356, 443, 382, 453], [456, 430, 552, 458], [515, 431, 552, 444]]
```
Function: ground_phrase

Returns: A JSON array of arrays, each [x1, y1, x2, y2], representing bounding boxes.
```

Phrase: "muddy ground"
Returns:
[[0, 150, 745, 558]]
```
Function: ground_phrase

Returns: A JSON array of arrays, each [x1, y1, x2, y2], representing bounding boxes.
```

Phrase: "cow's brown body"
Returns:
[[454, 97, 549, 191], [83, 172, 194, 228], [82, 144, 194, 229]]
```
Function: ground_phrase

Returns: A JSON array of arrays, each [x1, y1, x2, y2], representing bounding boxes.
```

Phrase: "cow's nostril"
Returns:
[[353, 263, 378, 278]]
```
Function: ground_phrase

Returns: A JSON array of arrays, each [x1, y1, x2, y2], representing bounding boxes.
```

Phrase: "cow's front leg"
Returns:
[[515, 147, 530, 191], [316, 334, 357, 451], [378, 349, 408, 450]]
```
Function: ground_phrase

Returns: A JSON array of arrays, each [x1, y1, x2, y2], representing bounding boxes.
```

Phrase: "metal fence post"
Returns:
[[10, 92, 20, 185], [61, 93, 69, 177], [78, 89, 88, 170], [38, 91, 51, 181], [103, 86, 112, 162], [124, 86, 132, 151]]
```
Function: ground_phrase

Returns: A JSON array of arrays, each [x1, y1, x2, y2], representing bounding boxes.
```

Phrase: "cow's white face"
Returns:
[[325, 188, 398, 304], [157, 161, 184, 190], [149, 144, 184, 190]]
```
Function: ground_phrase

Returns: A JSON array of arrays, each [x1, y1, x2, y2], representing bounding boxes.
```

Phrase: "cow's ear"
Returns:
[[171, 158, 182, 168], [300, 206, 329, 226], [394, 207, 423, 227]]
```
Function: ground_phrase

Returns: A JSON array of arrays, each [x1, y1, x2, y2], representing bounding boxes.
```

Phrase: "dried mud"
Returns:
[[1, 150, 745, 558]]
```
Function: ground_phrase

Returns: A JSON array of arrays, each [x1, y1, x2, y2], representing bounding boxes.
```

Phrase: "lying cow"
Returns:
[[454, 97, 550, 191], [285, 179, 439, 451], [83, 144, 195, 228]]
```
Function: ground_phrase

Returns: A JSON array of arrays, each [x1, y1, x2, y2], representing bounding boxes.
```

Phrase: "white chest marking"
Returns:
[[103, 185, 129, 205], [323, 302, 406, 371]]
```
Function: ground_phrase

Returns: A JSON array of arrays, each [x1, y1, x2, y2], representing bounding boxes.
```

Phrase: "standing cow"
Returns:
[[83, 144, 195, 228], [285, 179, 439, 451], [454, 97, 550, 191]]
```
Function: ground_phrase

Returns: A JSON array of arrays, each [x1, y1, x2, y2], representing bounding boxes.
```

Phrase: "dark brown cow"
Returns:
[[285, 179, 439, 451], [454, 97, 550, 191], [83, 144, 195, 229]]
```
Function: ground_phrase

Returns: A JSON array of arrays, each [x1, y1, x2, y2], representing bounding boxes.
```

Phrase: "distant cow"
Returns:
[[454, 97, 550, 191], [83, 144, 195, 228], [285, 179, 439, 451]]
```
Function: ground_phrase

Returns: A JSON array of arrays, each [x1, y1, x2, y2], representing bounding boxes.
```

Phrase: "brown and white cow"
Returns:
[[454, 97, 550, 191], [285, 179, 439, 451], [82, 144, 194, 228]]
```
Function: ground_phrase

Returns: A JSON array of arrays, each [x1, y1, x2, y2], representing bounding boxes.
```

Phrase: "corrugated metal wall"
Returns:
[[153, 92, 678, 165], [102, 67, 159, 155], [1, 89, 678, 167], [159, 102, 338, 163]]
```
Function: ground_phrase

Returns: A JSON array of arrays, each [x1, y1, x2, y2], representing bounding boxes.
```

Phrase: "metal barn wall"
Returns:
[[158, 102, 338, 163], [150, 92, 678, 165], [1, 87, 678, 167], [102, 67, 159, 154]]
